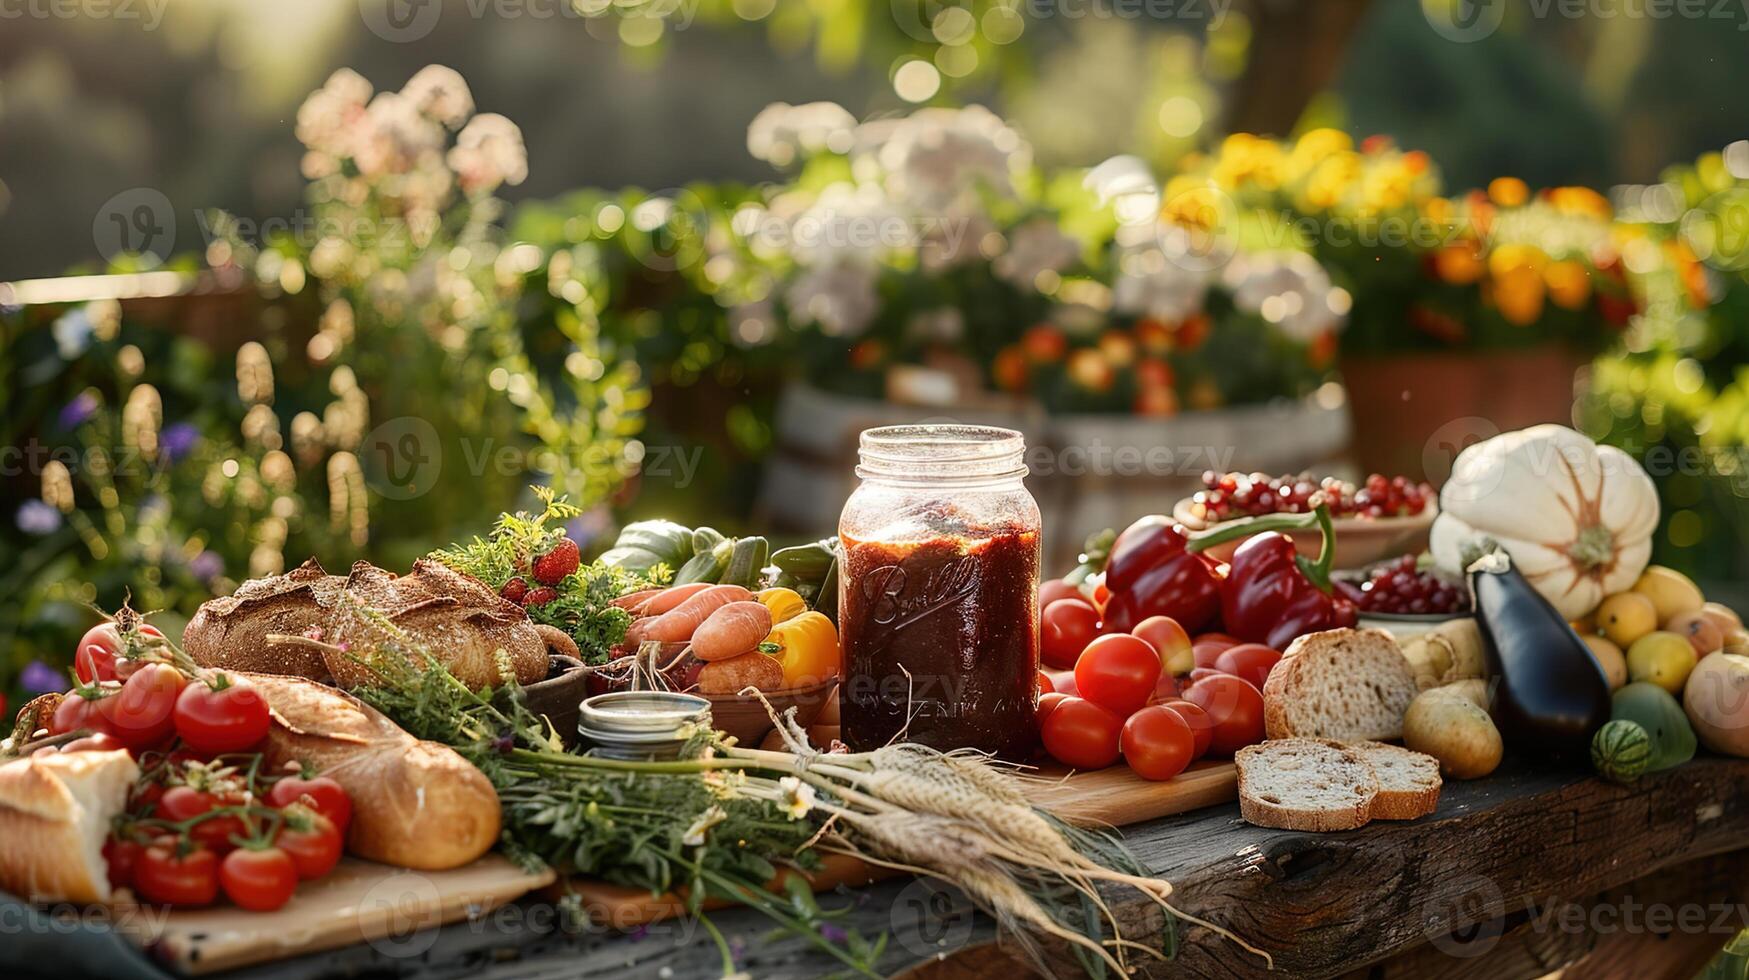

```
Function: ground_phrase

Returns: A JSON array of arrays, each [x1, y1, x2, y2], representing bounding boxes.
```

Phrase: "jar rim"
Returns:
[[856, 424, 1029, 484]]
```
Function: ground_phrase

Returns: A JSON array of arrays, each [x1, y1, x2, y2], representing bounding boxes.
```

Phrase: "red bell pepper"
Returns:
[[1186, 502, 1356, 650], [1099, 515, 1223, 634]]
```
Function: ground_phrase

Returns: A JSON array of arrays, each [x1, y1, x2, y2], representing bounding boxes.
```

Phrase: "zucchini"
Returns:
[[1591, 719, 1652, 784], [723, 536, 769, 589], [692, 526, 727, 553], [674, 539, 733, 585]]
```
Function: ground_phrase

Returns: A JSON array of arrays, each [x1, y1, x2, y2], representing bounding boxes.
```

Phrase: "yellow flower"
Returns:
[[1212, 133, 1286, 190], [1488, 243, 1549, 278], [682, 804, 728, 847], [1487, 176, 1530, 208], [1542, 260, 1592, 310], [1434, 242, 1486, 285], [1289, 128, 1353, 177], [1547, 186, 1611, 219], [1490, 264, 1546, 325]]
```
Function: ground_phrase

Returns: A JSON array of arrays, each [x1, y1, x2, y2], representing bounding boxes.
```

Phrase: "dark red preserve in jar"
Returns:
[[837, 426, 1040, 759]]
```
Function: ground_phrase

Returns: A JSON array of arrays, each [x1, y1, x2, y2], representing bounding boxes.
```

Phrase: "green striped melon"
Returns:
[[1592, 719, 1652, 784]]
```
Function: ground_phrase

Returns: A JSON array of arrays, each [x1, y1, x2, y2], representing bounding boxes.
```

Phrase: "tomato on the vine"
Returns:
[[275, 808, 344, 880], [1120, 706, 1196, 781], [1040, 696, 1123, 770], [173, 674, 271, 754], [62, 732, 127, 754], [101, 662, 186, 750], [135, 845, 219, 907], [1213, 644, 1282, 690], [1156, 699, 1214, 759], [1073, 634, 1161, 716], [1132, 616, 1193, 675], [159, 786, 245, 854], [104, 837, 145, 890], [220, 847, 299, 911], [1041, 598, 1100, 670], [1182, 675, 1266, 756], [75, 621, 165, 684], [266, 773, 352, 835], [49, 688, 120, 739]]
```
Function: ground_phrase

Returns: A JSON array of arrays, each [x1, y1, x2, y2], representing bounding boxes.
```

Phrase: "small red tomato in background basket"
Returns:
[[1073, 634, 1161, 717]]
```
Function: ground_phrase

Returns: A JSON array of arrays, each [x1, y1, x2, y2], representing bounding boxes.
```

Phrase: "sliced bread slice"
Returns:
[[1235, 738, 1378, 832], [1262, 628, 1420, 742], [1352, 741, 1442, 820]]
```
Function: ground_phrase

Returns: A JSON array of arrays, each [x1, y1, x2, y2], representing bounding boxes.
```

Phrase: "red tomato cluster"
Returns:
[[55, 611, 350, 912], [1036, 578, 1283, 780]]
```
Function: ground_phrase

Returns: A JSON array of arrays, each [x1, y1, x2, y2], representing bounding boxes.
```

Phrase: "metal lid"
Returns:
[[578, 691, 712, 736]]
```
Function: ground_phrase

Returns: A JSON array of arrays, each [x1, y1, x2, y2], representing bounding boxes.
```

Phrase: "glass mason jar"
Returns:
[[837, 425, 1041, 759]]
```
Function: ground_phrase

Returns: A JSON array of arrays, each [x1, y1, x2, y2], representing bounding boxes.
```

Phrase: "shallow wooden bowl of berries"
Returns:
[[1173, 471, 1439, 571], [1336, 555, 1474, 637]]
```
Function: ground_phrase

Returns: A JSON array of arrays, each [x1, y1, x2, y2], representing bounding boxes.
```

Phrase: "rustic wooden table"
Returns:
[[209, 755, 1749, 980]]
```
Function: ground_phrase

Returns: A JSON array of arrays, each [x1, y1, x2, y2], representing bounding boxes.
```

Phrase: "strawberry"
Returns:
[[523, 587, 558, 607], [499, 577, 529, 604], [532, 537, 580, 586]]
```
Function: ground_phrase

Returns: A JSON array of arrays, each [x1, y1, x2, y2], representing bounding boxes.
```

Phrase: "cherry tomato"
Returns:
[[1132, 616, 1193, 675], [62, 732, 127, 753], [173, 674, 271, 754], [1183, 675, 1266, 756], [1073, 634, 1162, 716], [1192, 636, 1238, 670], [266, 774, 353, 835], [1147, 670, 1180, 705], [1120, 706, 1196, 781], [1039, 579, 1079, 610], [1044, 669, 1079, 698], [101, 662, 186, 751], [220, 847, 299, 912], [1039, 697, 1123, 770], [1041, 598, 1100, 670], [135, 845, 219, 907], [1213, 644, 1283, 690], [1037, 691, 1070, 725], [275, 808, 343, 880], [49, 688, 120, 739], [159, 786, 245, 854], [75, 621, 165, 683], [130, 779, 167, 813], [1038, 671, 1054, 695], [1184, 667, 1225, 688], [105, 837, 145, 890], [1156, 699, 1214, 759]]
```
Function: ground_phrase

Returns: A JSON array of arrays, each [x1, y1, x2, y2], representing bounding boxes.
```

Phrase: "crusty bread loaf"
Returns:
[[0, 749, 139, 902], [1236, 738, 1377, 832], [1263, 628, 1420, 742], [247, 672, 501, 871], [1352, 742, 1442, 820]]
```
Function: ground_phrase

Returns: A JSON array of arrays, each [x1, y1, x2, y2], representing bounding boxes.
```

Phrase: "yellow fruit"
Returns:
[[1702, 602, 1743, 632], [1631, 566, 1705, 623], [1580, 635, 1627, 691], [1597, 592, 1659, 648], [1626, 631, 1699, 694], [1724, 629, 1749, 657], [1666, 609, 1725, 656]]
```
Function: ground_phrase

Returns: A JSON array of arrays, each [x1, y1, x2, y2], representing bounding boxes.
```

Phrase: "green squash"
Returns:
[[1610, 682, 1697, 772], [1591, 719, 1652, 783]]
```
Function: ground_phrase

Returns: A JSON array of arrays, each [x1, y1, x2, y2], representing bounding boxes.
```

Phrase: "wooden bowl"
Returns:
[[701, 678, 840, 748], [522, 655, 588, 746], [1173, 498, 1438, 571]]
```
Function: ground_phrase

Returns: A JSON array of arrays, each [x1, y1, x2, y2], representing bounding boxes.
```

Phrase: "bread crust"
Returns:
[[1263, 628, 1419, 742], [1353, 742, 1443, 821], [247, 672, 501, 871], [1236, 738, 1377, 832], [0, 749, 139, 903]]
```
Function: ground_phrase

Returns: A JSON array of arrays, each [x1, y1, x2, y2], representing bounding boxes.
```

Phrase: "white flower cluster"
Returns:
[[1222, 251, 1350, 342]]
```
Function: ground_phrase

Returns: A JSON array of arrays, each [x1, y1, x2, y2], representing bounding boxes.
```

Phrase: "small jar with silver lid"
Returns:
[[577, 691, 714, 760]]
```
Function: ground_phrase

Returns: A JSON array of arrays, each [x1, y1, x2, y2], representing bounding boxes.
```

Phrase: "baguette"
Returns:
[[0, 749, 139, 903], [1263, 628, 1420, 742], [246, 672, 500, 871], [1236, 738, 1377, 832], [1351, 742, 1442, 820]]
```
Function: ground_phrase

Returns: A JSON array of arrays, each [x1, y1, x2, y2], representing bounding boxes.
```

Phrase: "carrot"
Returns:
[[640, 584, 753, 642], [690, 601, 774, 662], [611, 588, 664, 611], [635, 582, 714, 617], [697, 652, 784, 695]]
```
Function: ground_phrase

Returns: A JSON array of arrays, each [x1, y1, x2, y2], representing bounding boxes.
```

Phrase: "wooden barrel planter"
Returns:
[[755, 382, 1352, 570]]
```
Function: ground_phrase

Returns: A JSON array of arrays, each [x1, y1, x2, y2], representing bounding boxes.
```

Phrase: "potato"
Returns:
[[697, 651, 785, 694], [1403, 687, 1503, 779], [1683, 653, 1749, 757], [1631, 566, 1705, 624]]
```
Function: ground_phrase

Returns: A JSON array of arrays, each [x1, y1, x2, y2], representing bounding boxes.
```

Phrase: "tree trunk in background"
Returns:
[[1224, 0, 1377, 136]]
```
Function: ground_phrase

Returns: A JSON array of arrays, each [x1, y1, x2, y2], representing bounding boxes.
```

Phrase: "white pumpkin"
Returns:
[[1430, 424, 1658, 620]]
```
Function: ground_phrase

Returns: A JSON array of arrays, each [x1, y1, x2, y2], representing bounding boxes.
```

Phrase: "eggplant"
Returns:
[[1469, 551, 1612, 760]]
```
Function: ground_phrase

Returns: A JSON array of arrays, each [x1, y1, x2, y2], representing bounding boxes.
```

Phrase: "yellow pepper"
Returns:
[[755, 587, 807, 625], [759, 611, 840, 689]]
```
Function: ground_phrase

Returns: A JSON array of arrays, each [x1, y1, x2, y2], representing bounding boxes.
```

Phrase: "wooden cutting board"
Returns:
[[564, 759, 1237, 927], [115, 855, 553, 975]]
